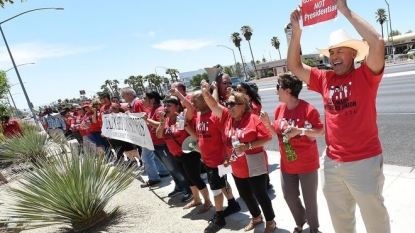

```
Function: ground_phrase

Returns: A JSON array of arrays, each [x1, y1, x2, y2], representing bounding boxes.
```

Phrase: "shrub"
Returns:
[[267, 70, 274, 77], [1, 151, 135, 232]]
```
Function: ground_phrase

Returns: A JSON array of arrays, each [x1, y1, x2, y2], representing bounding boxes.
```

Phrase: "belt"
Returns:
[[48, 127, 62, 129]]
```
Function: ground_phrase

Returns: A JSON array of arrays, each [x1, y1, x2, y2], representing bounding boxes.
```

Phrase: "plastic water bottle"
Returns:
[[231, 135, 245, 156], [177, 112, 185, 130]]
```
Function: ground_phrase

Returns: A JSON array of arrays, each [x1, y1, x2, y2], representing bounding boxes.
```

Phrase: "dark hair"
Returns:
[[99, 93, 111, 100], [176, 82, 186, 92], [278, 73, 303, 98], [1, 115, 10, 121], [145, 91, 164, 106], [238, 82, 261, 106], [112, 96, 119, 100], [163, 97, 183, 112]]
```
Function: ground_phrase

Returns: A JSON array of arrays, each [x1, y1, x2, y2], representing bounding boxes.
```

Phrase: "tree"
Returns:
[[406, 30, 413, 34], [111, 79, 120, 98], [213, 64, 223, 70], [303, 59, 318, 67], [375, 8, 387, 39], [144, 74, 163, 93], [230, 32, 247, 78], [166, 68, 180, 83], [262, 57, 267, 63], [271, 37, 282, 60], [234, 62, 244, 77], [241, 25, 257, 73], [0, 0, 25, 8], [223, 66, 234, 77], [256, 60, 261, 64], [190, 73, 209, 87], [390, 30, 401, 36]]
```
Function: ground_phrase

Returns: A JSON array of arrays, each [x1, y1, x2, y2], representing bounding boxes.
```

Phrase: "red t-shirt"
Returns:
[[250, 100, 262, 116], [162, 118, 195, 156], [2, 120, 22, 138], [148, 105, 166, 146], [72, 114, 89, 136], [273, 100, 323, 174], [220, 108, 272, 178], [82, 111, 101, 132], [308, 62, 383, 162], [100, 103, 113, 128], [196, 110, 226, 167], [130, 98, 148, 113]]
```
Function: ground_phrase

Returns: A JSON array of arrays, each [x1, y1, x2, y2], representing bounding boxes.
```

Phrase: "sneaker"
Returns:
[[204, 213, 226, 233], [223, 201, 241, 217], [140, 179, 161, 188], [181, 193, 193, 202], [159, 173, 170, 178], [168, 190, 184, 197]]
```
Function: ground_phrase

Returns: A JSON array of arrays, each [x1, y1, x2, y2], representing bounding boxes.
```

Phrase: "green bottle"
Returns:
[[283, 135, 297, 162]]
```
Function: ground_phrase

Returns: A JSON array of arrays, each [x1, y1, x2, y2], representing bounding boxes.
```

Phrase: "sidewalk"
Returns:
[[136, 151, 414, 232]]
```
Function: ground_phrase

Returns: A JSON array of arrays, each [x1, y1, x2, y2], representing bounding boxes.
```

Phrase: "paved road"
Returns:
[[257, 65, 415, 168]]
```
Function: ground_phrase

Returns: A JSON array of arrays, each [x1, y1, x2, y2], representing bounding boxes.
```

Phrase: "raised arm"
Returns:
[[155, 111, 166, 139], [201, 80, 224, 119], [287, 5, 312, 84], [336, 0, 385, 74], [169, 88, 194, 122]]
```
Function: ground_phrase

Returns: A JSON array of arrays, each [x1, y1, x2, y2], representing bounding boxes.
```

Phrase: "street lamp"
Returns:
[[0, 8, 64, 121], [217, 45, 238, 73], [385, 0, 395, 63], [154, 66, 168, 76]]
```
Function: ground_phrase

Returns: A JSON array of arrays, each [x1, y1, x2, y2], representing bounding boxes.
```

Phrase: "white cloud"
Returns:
[[152, 39, 212, 51], [0, 42, 103, 66]]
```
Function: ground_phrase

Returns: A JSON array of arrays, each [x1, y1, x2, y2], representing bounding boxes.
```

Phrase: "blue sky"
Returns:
[[0, 0, 412, 109]]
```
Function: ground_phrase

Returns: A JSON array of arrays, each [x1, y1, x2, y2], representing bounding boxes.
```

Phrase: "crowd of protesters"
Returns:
[[4, 1, 392, 232]]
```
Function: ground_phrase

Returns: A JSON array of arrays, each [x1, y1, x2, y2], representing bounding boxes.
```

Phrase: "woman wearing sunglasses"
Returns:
[[156, 96, 213, 214], [259, 73, 324, 233], [201, 80, 276, 233]]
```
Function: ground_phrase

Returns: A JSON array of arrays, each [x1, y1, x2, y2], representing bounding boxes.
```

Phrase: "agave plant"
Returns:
[[0, 128, 51, 165], [1, 150, 135, 232]]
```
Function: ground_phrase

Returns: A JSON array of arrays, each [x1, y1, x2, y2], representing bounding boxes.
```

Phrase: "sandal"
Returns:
[[293, 220, 308, 233], [198, 202, 213, 214], [244, 215, 263, 231], [183, 200, 202, 209]]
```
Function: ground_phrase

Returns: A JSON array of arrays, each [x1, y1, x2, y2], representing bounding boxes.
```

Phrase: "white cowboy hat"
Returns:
[[317, 29, 369, 62]]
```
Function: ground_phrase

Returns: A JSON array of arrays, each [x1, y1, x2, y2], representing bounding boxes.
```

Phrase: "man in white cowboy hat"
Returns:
[[287, 0, 390, 233]]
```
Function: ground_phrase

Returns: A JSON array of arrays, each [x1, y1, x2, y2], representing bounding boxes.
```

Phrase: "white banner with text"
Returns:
[[101, 113, 154, 151]]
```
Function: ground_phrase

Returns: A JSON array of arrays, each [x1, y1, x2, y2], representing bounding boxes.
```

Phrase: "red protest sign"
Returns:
[[302, 0, 337, 27]]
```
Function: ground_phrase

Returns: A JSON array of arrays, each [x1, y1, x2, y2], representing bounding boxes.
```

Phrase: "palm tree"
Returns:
[[241, 25, 257, 73], [375, 8, 387, 39], [112, 79, 120, 97], [230, 32, 248, 79], [104, 79, 115, 96], [271, 37, 282, 60], [166, 68, 180, 83]]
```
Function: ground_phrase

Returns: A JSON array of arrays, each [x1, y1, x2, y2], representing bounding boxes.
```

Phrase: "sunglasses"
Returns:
[[226, 101, 243, 108], [220, 81, 232, 85]]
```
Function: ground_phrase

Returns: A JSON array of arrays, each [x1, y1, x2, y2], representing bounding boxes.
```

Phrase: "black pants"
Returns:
[[108, 139, 137, 160], [233, 174, 275, 221], [173, 151, 206, 190]]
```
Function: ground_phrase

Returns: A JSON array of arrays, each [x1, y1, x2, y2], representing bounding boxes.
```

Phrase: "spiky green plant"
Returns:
[[2, 150, 135, 232], [0, 129, 51, 165]]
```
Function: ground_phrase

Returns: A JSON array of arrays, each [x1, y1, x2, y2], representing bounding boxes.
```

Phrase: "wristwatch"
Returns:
[[248, 142, 253, 150], [300, 128, 306, 136]]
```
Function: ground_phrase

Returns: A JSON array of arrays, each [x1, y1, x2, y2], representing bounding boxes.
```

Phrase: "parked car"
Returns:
[[407, 49, 415, 55], [316, 63, 332, 70], [231, 77, 258, 92]]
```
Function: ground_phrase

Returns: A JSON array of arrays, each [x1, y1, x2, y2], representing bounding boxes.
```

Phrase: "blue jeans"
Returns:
[[141, 147, 169, 181], [153, 144, 191, 195]]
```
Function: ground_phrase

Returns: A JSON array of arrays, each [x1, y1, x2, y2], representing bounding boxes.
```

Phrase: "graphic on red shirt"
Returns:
[[82, 112, 101, 132], [219, 108, 272, 178], [308, 62, 383, 162], [72, 115, 89, 136], [162, 118, 195, 156], [196, 111, 226, 167], [273, 100, 323, 174]]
